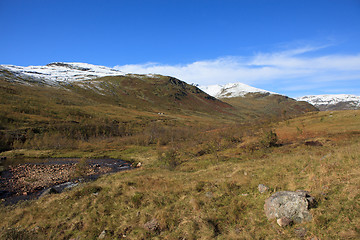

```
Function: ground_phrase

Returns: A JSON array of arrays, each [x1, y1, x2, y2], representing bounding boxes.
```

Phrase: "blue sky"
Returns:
[[1, 0, 360, 97]]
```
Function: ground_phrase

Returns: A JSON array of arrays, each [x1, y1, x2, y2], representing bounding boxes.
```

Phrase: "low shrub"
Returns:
[[259, 130, 278, 148], [157, 148, 180, 170]]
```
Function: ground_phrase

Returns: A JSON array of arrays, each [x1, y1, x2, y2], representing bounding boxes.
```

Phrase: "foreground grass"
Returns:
[[1, 111, 360, 239]]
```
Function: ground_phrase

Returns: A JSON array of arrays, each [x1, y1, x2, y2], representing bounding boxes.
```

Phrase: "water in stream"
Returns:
[[0, 158, 132, 205]]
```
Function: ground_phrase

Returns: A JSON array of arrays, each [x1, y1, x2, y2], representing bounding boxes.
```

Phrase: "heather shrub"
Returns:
[[260, 130, 278, 148]]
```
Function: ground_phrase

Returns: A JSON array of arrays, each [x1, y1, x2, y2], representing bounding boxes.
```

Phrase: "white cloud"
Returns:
[[114, 46, 360, 96]]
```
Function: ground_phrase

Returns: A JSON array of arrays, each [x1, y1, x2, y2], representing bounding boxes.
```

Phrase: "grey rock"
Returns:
[[144, 218, 160, 232], [264, 190, 316, 223], [205, 192, 213, 198], [258, 184, 269, 193], [39, 187, 58, 198], [40, 182, 79, 198], [98, 230, 107, 239], [277, 217, 293, 227]]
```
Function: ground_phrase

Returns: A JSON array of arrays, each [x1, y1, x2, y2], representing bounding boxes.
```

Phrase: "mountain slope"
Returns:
[[0, 64, 235, 152], [222, 92, 318, 119], [61, 74, 232, 114], [200, 82, 317, 118], [297, 94, 360, 111], [0, 62, 317, 133], [0, 63, 232, 115]]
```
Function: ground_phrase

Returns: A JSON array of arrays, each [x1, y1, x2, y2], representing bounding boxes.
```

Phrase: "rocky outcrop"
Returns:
[[264, 190, 316, 224]]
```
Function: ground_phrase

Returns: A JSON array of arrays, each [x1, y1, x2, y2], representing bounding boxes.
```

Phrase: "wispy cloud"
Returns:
[[114, 45, 360, 97]]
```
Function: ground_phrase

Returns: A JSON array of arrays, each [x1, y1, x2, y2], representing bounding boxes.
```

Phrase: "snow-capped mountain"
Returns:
[[0, 62, 125, 83], [297, 94, 360, 111], [200, 82, 274, 99]]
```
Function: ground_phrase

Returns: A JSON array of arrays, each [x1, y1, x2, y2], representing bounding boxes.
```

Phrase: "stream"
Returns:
[[0, 158, 132, 205]]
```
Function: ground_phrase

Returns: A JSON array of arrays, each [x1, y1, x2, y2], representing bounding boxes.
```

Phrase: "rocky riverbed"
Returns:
[[0, 158, 132, 204]]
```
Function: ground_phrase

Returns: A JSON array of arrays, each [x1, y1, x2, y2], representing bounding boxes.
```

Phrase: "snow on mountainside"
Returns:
[[297, 94, 360, 111], [0, 62, 125, 82], [200, 82, 274, 99]]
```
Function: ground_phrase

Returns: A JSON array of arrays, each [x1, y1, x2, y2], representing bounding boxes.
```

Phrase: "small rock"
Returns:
[[235, 227, 242, 234], [32, 226, 40, 232], [258, 184, 269, 193], [294, 227, 307, 238], [277, 217, 293, 227], [241, 193, 249, 196], [98, 230, 107, 239], [40, 187, 58, 198], [205, 192, 213, 198], [144, 218, 159, 232]]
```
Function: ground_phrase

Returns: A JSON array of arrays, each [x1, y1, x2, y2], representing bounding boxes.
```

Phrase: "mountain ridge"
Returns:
[[200, 82, 274, 99], [297, 94, 360, 111], [0, 62, 125, 83]]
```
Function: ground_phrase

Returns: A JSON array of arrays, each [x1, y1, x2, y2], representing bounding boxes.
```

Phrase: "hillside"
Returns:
[[222, 92, 318, 119], [0, 70, 233, 153], [297, 94, 360, 111], [1, 109, 359, 239], [0, 63, 319, 155], [200, 81, 317, 118]]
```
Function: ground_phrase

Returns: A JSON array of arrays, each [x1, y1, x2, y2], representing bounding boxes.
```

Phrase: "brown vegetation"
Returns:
[[0, 110, 359, 239]]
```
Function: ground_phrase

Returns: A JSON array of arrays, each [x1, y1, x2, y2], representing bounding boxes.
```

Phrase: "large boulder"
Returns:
[[264, 190, 316, 224]]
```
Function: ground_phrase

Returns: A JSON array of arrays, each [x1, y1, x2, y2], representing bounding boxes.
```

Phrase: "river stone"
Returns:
[[39, 187, 59, 198], [264, 190, 316, 223]]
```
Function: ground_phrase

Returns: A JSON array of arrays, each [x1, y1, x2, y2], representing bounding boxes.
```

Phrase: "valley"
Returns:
[[0, 63, 359, 239]]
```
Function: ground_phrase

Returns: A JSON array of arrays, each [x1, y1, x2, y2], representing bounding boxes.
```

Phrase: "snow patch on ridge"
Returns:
[[297, 94, 360, 108], [1, 62, 125, 82], [200, 82, 274, 98]]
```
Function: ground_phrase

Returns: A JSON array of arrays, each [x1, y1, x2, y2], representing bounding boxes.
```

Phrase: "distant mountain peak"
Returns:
[[200, 82, 274, 98], [297, 94, 360, 111]]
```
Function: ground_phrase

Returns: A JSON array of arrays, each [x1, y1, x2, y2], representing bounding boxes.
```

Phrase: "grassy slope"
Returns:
[[0, 74, 235, 154], [222, 92, 318, 120], [0, 73, 315, 156], [1, 111, 359, 239]]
